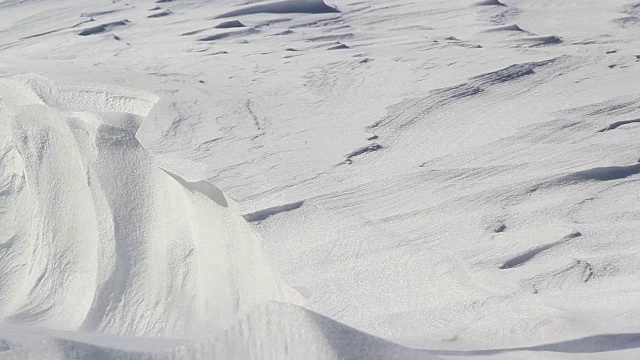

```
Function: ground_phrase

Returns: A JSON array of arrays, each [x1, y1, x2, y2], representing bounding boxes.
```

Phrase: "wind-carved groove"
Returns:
[[597, 118, 640, 132], [500, 231, 582, 269], [368, 58, 559, 133], [77, 20, 130, 36], [568, 162, 640, 181], [243, 201, 305, 222], [214, 0, 339, 19]]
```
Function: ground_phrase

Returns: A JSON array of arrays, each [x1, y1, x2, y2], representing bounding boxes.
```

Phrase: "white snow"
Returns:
[[1, 0, 640, 358], [0, 75, 300, 339]]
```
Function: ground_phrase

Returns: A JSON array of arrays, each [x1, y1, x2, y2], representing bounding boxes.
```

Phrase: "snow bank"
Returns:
[[0, 75, 299, 338]]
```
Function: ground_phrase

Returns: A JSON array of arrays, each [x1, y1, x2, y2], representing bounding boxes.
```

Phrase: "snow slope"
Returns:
[[1, 0, 640, 358]]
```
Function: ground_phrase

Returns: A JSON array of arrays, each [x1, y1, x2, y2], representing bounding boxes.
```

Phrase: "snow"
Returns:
[[0, 75, 300, 338], [1, 0, 640, 358]]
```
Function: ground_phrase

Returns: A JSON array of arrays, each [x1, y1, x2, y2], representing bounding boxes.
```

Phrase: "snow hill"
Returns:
[[1, 0, 640, 358]]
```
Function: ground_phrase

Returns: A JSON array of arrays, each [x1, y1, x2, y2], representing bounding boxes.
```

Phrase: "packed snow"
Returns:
[[1, 0, 640, 359]]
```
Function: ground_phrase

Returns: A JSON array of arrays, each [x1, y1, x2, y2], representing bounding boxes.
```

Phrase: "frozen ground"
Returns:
[[1, 0, 640, 358]]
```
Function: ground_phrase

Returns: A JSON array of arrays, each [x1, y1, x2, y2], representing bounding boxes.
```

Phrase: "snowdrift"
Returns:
[[198, 302, 436, 360], [0, 75, 299, 338], [0, 302, 437, 360]]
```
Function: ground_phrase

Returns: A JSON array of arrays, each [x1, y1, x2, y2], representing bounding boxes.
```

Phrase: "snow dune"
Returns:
[[0, 75, 299, 338]]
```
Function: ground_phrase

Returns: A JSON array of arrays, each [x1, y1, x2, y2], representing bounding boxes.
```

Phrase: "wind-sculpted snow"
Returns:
[[0, 76, 299, 338], [0, 303, 439, 360], [197, 302, 439, 360], [215, 0, 339, 19], [77, 20, 130, 36], [2, 0, 640, 358]]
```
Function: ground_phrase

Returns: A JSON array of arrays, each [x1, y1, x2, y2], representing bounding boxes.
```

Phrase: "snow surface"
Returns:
[[1, 0, 640, 358]]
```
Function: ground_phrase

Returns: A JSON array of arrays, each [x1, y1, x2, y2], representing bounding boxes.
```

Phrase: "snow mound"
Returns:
[[0, 75, 299, 338]]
